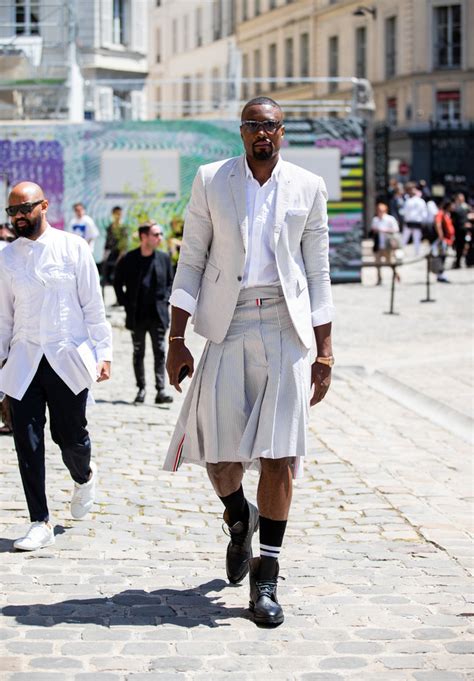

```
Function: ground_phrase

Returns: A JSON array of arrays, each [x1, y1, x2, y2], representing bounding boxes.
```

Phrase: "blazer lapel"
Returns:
[[229, 156, 248, 252], [274, 164, 291, 247]]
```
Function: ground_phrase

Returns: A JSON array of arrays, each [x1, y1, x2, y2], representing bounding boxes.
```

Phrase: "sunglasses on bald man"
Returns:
[[5, 200, 44, 217]]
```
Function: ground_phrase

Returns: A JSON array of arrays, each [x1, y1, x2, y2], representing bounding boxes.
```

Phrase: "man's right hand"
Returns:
[[167, 341, 194, 393]]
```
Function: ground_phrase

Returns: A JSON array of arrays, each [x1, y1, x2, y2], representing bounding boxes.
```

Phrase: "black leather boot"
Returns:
[[224, 501, 259, 584], [249, 557, 284, 626]]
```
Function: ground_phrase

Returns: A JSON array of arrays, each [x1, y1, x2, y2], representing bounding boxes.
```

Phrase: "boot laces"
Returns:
[[255, 578, 277, 599]]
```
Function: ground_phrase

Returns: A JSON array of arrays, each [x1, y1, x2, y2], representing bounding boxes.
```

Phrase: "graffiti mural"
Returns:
[[0, 118, 363, 281]]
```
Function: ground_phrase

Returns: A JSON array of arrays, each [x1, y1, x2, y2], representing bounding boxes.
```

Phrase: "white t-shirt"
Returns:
[[372, 214, 399, 250], [67, 214, 100, 252]]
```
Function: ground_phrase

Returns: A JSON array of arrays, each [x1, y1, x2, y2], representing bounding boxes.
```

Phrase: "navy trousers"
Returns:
[[9, 356, 91, 523]]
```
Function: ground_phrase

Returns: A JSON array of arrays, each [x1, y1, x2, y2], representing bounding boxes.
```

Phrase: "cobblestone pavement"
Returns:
[[0, 254, 473, 680]]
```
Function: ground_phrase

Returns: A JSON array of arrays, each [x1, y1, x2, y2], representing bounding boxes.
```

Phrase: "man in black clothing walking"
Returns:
[[114, 223, 174, 404]]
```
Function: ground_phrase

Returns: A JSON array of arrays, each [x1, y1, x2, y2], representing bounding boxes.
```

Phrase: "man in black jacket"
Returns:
[[114, 222, 174, 404]]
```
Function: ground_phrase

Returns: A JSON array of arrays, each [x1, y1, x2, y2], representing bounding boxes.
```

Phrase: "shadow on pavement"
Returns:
[[94, 399, 130, 405], [2, 579, 247, 628]]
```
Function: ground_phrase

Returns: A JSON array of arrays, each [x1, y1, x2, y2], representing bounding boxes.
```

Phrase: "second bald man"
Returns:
[[0, 182, 113, 551]]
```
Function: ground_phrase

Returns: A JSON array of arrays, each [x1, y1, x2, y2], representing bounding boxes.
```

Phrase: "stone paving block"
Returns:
[[318, 656, 368, 669], [412, 673, 468, 681], [380, 655, 429, 669], [444, 642, 474, 654], [29, 656, 83, 669]]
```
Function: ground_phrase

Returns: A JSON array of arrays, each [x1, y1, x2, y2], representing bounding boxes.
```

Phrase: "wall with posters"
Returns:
[[0, 118, 364, 282]]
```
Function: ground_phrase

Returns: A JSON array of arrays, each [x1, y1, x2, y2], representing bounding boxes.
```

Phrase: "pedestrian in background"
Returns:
[[0, 182, 112, 551], [371, 202, 401, 285], [103, 205, 128, 290], [452, 193, 470, 269], [114, 222, 174, 405], [401, 183, 428, 256], [433, 198, 455, 283], [67, 202, 100, 255], [165, 97, 335, 626]]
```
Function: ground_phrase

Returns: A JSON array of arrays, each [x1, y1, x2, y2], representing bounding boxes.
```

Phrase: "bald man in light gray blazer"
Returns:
[[165, 97, 335, 627]]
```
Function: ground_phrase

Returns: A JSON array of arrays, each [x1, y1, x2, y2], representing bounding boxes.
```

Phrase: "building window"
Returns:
[[242, 53, 249, 99], [434, 5, 461, 68], [182, 76, 192, 117], [328, 35, 338, 92], [285, 37, 294, 85], [242, 0, 248, 21], [112, 0, 128, 45], [300, 32, 309, 78], [254, 49, 261, 94], [269, 0, 277, 8], [385, 17, 397, 78], [172, 18, 178, 53], [436, 90, 461, 123], [15, 0, 40, 35], [255, 0, 261, 16], [229, 0, 236, 35], [213, 0, 222, 40], [269, 43, 277, 88], [183, 15, 189, 50], [196, 8, 203, 47], [355, 26, 366, 79], [211, 67, 221, 108], [156, 28, 161, 62], [387, 97, 397, 126]]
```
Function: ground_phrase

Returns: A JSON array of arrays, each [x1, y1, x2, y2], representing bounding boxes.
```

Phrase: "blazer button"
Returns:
[[237, 276, 242, 281]]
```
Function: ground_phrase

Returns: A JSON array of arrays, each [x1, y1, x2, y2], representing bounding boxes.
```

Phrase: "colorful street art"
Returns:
[[0, 118, 364, 282]]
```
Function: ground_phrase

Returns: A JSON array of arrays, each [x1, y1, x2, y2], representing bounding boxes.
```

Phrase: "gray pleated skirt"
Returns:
[[163, 285, 311, 478]]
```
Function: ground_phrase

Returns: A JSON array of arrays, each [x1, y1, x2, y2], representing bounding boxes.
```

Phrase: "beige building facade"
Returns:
[[147, 0, 239, 119]]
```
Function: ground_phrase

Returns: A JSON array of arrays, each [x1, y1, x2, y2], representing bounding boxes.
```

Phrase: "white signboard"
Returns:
[[101, 149, 180, 200], [282, 147, 341, 201]]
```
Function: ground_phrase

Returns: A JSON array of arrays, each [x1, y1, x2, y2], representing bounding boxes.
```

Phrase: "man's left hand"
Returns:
[[310, 361, 331, 406], [96, 361, 111, 382]]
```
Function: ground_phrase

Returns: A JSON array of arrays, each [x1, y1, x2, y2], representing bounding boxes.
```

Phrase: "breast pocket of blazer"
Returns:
[[203, 261, 221, 283]]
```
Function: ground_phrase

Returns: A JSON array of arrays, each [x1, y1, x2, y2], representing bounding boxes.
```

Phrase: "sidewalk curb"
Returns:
[[339, 366, 473, 445]]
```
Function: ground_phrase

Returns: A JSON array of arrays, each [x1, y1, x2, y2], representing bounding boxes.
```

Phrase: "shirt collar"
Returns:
[[244, 155, 282, 184]]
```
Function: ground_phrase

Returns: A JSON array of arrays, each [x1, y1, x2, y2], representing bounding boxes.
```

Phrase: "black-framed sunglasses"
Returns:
[[5, 200, 43, 217], [241, 119, 282, 134]]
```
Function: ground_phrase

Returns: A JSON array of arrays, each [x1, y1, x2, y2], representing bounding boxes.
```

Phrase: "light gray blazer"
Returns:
[[172, 155, 335, 349]]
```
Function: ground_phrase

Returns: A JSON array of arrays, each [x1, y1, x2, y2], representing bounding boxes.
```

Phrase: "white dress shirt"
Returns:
[[402, 196, 428, 224], [0, 224, 112, 400], [170, 157, 332, 328]]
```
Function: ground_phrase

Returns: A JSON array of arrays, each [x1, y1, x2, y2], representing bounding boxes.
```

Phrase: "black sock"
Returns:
[[259, 515, 287, 579], [219, 485, 249, 527]]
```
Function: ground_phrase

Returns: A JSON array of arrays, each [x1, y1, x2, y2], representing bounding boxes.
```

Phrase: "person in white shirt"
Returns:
[[0, 182, 113, 552], [68, 202, 100, 255], [401, 183, 428, 256], [165, 97, 335, 626], [371, 202, 401, 285]]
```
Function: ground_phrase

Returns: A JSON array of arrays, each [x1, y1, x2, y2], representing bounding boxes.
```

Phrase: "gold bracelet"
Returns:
[[169, 336, 185, 342]]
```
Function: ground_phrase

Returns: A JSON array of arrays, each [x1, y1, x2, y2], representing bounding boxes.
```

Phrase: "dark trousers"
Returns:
[[454, 227, 466, 267], [9, 356, 91, 523], [131, 318, 167, 391]]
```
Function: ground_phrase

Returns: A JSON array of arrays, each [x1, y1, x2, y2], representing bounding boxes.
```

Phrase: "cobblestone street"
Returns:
[[0, 256, 473, 680]]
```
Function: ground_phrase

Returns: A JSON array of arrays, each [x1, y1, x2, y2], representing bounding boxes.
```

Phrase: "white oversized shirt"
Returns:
[[402, 196, 428, 224], [0, 224, 112, 400]]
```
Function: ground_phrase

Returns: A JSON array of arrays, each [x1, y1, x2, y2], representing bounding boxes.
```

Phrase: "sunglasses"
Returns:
[[241, 120, 282, 134], [5, 200, 43, 217], [150, 231, 163, 237]]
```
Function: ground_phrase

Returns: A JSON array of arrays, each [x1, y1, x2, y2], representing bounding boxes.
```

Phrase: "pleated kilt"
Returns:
[[163, 285, 311, 478]]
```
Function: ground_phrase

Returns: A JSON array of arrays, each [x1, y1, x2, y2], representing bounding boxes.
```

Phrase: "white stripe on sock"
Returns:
[[260, 543, 281, 558]]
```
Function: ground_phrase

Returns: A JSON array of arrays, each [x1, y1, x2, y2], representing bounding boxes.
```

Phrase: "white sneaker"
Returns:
[[14, 522, 55, 551], [71, 461, 97, 520]]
